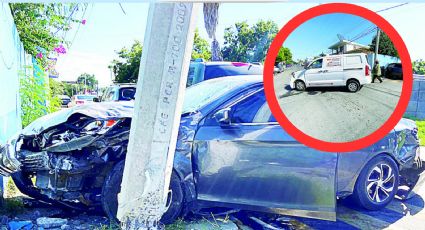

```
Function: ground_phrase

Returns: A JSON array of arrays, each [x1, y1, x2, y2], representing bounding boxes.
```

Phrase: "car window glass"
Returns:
[[103, 90, 115, 102], [231, 90, 273, 123], [204, 63, 263, 80], [309, 59, 323, 69], [187, 63, 205, 87], [119, 88, 136, 101]]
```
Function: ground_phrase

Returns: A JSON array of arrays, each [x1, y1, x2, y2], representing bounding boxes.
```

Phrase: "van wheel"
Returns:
[[295, 80, 306, 91], [347, 80, 360, 92], [101, 160, 184, 224], [351, 155, 399, 210]]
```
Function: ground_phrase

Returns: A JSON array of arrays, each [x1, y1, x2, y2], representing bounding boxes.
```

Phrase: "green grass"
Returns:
[[95, 222, 120, 230], [416, 120, 425, 146], [0, 198, 25, 216], [165, 219, 185, 230], [403, 116, 425, 146]]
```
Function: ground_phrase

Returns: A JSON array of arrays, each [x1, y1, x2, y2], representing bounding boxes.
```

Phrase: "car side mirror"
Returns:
[[214, 108, 231, 126], [93, 97, 100, 103]]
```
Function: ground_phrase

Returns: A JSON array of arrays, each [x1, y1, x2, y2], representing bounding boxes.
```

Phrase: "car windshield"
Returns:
[[182, 79, 249, 113]]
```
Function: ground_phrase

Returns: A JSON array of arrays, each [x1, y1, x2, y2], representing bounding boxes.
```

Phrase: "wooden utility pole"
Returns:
[[374, 27, 381, 64], [117, 3, 199, 229]]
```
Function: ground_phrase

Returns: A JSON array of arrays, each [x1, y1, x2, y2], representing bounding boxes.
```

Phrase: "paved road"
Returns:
[[273, 67, 402, 142]]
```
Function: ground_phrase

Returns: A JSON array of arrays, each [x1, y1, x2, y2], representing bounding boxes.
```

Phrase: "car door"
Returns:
[[323, 56, 344, 86], [192, 89, 337, 220], [304, 58, 328, 87]]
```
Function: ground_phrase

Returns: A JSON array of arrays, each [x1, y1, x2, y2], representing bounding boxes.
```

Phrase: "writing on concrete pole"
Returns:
[[117, 2, 199, 229]]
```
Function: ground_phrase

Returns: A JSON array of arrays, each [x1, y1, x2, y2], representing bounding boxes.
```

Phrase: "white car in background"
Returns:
[[67, 94, 98, 107], [290, 53, 371, 92]]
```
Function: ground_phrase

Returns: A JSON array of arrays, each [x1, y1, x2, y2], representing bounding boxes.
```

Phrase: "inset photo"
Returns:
[[273, 13, 404, 143]]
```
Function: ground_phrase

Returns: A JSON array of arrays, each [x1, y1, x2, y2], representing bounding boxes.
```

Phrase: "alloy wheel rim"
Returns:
[[297, 82, 304, 90], [348, 83, 358, 91], [366, 163, 395, 203]]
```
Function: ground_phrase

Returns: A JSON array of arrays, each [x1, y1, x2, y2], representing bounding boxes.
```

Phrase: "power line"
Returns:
[[344, 3, 408, 43], [376, 2, 409, 13]]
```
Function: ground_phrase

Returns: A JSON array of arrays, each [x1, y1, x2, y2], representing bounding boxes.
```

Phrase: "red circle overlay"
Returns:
[[264, 3, 412, 152]]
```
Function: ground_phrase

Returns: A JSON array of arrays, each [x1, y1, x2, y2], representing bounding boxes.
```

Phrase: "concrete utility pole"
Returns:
[[117, 3, 199, 229], [374, 27, 381, 65]]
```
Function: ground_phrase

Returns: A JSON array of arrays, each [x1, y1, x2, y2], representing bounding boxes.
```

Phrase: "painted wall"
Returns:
[[0, 3, 24, 144], [0, 3, 26, 196]]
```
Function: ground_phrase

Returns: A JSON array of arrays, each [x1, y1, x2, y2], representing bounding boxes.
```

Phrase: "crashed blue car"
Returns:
[[0, 76, 423, 223]]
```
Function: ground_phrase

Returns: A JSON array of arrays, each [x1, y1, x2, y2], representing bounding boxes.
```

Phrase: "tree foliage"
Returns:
[[20, 67, 61, 127], [10, 3, 87, 67], [370, 32, 398, 58], [110, 31, 212, 83], [192, 29, 211, 61], [413, 60, 425, 75], [110, 41, 143, 83], [77, 73, 98, 91], [276, 47, 293, 64], [222, 20, 278, 62]]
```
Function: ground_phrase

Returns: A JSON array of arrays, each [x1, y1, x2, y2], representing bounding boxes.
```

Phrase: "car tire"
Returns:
[[351, 155, 399, 210], [347, 80, 360, 92], [295, 80, 306, 91], [101, 160, 184, 224]]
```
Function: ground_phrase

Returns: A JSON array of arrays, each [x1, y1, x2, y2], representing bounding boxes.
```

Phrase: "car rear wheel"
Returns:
[[295, 80, 306, 91], [347, 80, 360, 92], [351, 155, 399, 210], [101, 160, 183, 224]]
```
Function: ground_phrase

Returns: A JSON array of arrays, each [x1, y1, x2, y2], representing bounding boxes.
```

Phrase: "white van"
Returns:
[[290, 53, 371, 92]]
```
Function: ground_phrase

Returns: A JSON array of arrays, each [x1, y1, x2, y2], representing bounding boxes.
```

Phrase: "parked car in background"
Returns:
[[0, 76, 423, 224], [67, 94, 98, 107], [385, 63, 403, 79], [57, 95, 71, 108], [102, 84, 136, 102], [187, 59, 263, 87], [291, 53, 371, 92]]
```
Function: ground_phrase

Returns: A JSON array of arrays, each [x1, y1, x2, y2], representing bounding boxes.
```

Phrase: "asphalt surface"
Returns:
[[273, 66, 403, 143]]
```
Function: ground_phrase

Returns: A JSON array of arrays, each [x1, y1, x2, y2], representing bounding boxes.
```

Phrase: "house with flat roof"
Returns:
[[328, 40, 371, 54]]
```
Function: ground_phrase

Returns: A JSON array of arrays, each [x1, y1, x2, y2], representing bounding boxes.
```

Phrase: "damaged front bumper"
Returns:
[[398, 149, 425, 200]]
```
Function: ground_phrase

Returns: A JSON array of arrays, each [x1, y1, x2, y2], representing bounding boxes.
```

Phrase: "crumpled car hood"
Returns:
[[395, 118, 417, 131], [22, 101, 134, 136]]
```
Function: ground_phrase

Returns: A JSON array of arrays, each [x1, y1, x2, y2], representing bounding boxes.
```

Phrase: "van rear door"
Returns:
[[343, 54, 368, 83]]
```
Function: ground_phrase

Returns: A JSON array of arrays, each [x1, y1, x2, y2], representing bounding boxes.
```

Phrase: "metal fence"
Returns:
[[406, 75, 425, 119]]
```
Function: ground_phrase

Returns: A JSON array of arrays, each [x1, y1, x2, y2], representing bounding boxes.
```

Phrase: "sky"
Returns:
[[55, 2, 425, 87], [284, 13, 375, 61]]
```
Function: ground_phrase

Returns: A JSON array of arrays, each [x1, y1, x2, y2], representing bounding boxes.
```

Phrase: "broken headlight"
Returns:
[[82, 119, 119, 135], [0, 135, 22, 176]]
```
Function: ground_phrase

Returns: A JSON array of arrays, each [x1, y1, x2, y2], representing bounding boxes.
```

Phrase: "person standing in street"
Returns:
[[372, 59, 383, 83]]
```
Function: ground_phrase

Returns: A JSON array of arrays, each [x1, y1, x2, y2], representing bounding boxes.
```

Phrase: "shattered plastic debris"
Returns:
[[8, 221, 33, 230], [36, 217, 68, 229]]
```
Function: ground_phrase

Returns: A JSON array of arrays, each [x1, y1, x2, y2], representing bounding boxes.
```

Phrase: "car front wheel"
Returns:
[[101, 160, 184, 224], [295, 80, 306, 91], [351, 155, 399, 210]]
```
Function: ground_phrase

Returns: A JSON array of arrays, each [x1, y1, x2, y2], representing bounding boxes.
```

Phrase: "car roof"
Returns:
[[204, 61, 254, 66]]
